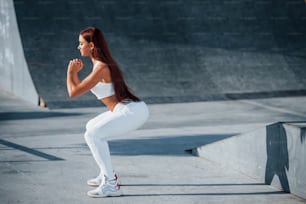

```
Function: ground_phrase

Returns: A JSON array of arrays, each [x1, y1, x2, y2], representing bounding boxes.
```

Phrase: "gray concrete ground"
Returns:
[[1, 91, 306, 204]]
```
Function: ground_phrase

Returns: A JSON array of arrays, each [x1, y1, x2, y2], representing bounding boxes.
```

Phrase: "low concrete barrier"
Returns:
[[282, 123, 306, 199], [193, 122, 306, 199], [0, 0, 38, 105]]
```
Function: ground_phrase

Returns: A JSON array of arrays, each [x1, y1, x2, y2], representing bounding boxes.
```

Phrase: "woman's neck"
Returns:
[[91, 57, 97, 65]]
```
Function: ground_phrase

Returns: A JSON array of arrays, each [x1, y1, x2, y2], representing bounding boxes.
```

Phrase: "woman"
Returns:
[[67, 27, 149, 198]]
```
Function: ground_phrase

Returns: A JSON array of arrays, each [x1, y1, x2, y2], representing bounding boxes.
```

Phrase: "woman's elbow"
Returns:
[[68, 90, 78, 98], [68, 93, 75, 98]]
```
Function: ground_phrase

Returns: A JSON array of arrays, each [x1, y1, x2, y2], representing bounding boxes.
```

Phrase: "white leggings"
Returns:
[[84, 101, 149, 179]]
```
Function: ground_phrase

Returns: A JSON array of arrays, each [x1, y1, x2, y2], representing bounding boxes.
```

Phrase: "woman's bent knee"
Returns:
[[85, 128, 109, 143], [86, 120, 94, 131], [84, 131, 91, 142], [84, 130, 98, 144]]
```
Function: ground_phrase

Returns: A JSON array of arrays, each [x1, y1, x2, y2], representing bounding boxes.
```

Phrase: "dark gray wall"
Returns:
[[14, 0, 306, 108]]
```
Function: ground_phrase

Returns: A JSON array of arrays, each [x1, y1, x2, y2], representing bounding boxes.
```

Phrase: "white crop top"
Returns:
[[90, 62, 115, 99]]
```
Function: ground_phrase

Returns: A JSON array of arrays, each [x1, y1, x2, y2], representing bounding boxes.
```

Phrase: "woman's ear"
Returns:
[[89, 42, 95, 50]]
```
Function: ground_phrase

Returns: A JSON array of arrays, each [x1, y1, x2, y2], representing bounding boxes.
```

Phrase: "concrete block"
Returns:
[[193, 122, 306, 199], [283, 123, 306, 199]]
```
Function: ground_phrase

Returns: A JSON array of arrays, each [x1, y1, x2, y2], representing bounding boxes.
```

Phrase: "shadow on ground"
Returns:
[[0, 111, 83, 120], [107, 134, 235, 156]]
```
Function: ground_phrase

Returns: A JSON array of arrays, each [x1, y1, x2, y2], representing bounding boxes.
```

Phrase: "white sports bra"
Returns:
[[90, 62, 115, 99]]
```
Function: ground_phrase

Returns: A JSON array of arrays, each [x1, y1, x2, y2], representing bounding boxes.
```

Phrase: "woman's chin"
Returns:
[[80, 53, 89, 57]]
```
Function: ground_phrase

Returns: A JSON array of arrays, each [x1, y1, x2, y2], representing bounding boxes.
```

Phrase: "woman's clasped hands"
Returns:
[[68, 58, 84, 73]]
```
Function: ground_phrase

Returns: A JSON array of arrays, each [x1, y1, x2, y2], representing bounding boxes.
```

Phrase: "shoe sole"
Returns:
[[87, 180, 121, 187], [87, 183, 99, 187], [87, 190, 123, 198]]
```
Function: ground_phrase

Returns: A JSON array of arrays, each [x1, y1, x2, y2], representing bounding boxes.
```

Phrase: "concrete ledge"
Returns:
[[283, 123, 306, 199], [192, 122, 306, 199]]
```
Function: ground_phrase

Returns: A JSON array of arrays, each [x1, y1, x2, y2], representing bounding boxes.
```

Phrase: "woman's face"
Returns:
[[78, 35, 92, 57]]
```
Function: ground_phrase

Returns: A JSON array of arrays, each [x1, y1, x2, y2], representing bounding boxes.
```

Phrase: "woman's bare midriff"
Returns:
[[101, 95, 119, 112]]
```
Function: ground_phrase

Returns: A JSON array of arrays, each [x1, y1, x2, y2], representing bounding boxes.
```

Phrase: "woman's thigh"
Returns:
[[86, 111, 112, 131], [89, 109, 147, 140]]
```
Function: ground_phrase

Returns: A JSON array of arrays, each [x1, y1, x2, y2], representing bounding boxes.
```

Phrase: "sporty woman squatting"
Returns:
[[66, 27, 149, 198]]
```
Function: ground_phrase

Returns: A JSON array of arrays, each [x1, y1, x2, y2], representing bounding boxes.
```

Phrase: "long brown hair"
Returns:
[[80, 26, 140, 102]]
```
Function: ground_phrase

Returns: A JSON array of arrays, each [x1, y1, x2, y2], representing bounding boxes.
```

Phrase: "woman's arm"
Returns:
[[67, 71, 80, 98], [66, 59, 107, 98]]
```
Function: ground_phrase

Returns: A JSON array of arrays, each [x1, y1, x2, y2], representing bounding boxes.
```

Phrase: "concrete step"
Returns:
[[192, 122, 306, 200]]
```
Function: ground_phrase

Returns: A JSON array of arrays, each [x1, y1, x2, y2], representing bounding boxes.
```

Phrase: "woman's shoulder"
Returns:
[[93, 61, 110, 72], [93, 60, 107, 68], [93, 61, 112, 82]]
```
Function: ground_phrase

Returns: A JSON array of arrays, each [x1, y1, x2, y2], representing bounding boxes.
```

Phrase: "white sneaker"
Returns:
[[87, 177, 123, 198], [87, 177, 104, 187], [87, 173, 120, 187]]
